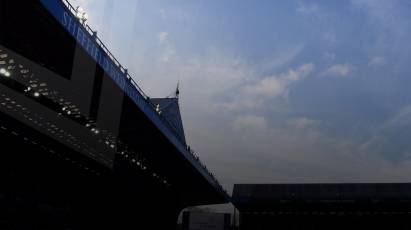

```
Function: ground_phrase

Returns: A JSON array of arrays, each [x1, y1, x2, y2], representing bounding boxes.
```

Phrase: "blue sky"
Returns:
[[71, 0, 411, 195]]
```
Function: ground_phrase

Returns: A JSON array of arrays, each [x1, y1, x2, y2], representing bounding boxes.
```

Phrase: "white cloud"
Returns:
[[320, 64, 352, 77], [158, 31, 169, 45], [323, 32, 337, 44], [156, 32, 176, 62], [70, 0, 97, 7], [296, 1, 319, 15], [288, 117, 317, 130], [351, 0, 408, 47], [219, 98, 264, 111], [135, 48, 253, 114], [359, 105, 411, 160], [369, 56, 385, 66], [382, 105, 411, 129], [323, 52, 336, 61], [213, 63, 314, 112], [244, 63, 315, 98], [244, 77, 288, 98], [261, 44, 305, 70], [231, 115, 268, 131], [159, 9, 166, 19], [160, 47, 175, 63]]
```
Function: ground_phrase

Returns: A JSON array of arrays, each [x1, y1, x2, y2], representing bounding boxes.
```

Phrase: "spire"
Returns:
[[175, 82, 180, 99]]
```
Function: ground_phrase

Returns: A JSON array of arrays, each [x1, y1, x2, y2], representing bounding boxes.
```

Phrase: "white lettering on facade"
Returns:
[[76, 27, 84, 45], [59, 6, 145, 109], [62, 11, 68, 27]]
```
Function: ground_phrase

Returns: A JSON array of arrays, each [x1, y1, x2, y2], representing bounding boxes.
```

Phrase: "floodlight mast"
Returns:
[[75, 6, 88, 24]]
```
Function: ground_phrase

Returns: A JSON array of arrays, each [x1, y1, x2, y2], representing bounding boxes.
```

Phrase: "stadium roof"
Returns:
[[232, 183, 411, 211], [150, 97, 186, 144]]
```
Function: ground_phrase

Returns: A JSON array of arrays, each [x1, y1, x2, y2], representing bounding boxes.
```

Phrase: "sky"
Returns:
[[70, 0, 411, 198]]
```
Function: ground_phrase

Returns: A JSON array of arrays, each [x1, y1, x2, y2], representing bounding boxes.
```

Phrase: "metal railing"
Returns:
[[61, 0, 228, 196]]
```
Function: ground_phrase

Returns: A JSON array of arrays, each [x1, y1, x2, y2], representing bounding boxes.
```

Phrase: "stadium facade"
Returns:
[[0, 0, 228, 229]]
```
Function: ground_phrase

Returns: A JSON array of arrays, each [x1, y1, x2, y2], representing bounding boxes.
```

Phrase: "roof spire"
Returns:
[[175, 82, 180, 99]]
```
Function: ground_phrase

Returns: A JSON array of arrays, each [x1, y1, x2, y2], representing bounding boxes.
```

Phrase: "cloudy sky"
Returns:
[[71, 0, 411, 195]]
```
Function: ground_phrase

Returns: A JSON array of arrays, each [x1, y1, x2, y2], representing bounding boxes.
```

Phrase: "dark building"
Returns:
[[232, 183, 411, 230], [182, 211, 231, 230], [0, 0, 228, 229]]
